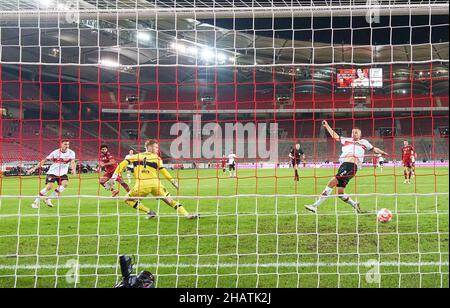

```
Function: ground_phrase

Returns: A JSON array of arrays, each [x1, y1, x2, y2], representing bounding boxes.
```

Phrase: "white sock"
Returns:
[[51, 185, 66, 198], [34, 188, 49, 203], [39, 188, 49, 195], [339, 194, 357, 207], [312, 186, 333, 208]]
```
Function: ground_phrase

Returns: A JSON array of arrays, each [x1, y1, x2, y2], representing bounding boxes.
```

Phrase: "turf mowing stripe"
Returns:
[[0, 192, 448, 199], [0, 262, 448, 270]]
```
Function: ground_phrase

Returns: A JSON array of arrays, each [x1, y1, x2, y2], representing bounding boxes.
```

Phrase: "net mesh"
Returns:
[[0, 0, 448, 288]]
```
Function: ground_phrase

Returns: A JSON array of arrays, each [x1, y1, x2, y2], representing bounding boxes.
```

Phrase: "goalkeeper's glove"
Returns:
[[171, 180, 179, 190]]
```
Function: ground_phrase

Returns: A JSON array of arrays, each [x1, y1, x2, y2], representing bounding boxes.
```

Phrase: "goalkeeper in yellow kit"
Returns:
[[105, 139, 199, 220]]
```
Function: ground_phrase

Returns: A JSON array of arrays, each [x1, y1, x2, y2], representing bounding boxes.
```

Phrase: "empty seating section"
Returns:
[[85, 84, 449, 111], [1, 114, 448, 162]]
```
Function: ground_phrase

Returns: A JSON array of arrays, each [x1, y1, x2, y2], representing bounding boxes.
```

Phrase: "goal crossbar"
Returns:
[[0, 3, 448, 20]]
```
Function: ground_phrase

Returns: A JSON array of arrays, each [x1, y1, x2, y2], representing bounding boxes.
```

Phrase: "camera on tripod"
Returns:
[[114, 255, 155, 288], [125, 95, 139, 103]]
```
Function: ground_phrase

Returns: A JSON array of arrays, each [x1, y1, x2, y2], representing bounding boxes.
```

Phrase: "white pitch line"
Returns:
[[0, 262, 448, 270]]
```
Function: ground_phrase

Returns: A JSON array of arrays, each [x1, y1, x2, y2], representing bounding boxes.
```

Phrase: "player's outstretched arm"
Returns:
[[113, 159, 130, 179], [71, 160, 77, 176], [322, 120, 340, 142], [158, 158, 178, 189], [27, 158, 47, 174], [411, 148, 416, 162], [373, 147, 388, 156], [161, 168, 178, 189]]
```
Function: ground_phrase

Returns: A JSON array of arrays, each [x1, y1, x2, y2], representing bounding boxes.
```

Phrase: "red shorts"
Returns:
[[403, 160, 412, 168]]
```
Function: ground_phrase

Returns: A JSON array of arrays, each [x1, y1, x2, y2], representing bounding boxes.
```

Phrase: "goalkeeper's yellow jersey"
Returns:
[[115, 152, 173, 182]]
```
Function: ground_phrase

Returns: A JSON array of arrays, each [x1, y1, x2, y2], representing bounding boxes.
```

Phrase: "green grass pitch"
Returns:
[[0, 166, 448, 288]]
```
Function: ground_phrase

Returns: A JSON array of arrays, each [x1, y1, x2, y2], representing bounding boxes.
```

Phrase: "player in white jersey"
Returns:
[[305, 121, 387, 214], [228, 152, 237, 177], [28, 140, 77, 208], [377, 153, 385, 172], [125, 149, 135, 184]]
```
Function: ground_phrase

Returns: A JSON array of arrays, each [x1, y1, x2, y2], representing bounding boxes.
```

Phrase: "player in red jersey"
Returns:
[[401, 140, 416, 184], [221, 156, 227, 173], [99, 145, 130, 196]]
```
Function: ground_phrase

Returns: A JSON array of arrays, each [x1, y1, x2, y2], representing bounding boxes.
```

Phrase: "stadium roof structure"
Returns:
[[0, 0, 448, 97], [1, 2, 449, 65], [1, 0, 449, 17]]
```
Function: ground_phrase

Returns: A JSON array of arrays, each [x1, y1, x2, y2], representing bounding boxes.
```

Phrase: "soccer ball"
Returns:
[[377, 208, 393, 223]]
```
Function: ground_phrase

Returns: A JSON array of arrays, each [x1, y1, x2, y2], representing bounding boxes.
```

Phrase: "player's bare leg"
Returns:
[[305, 177, 360, 213], [41, 182, 57, 208], [411, 162, 416, 178], [403, 167, 409, 184], [116, 178, 131, 195], [406, 167, 412, 184], [162, 196, 199, 219], [305, 177, 337, 213], [101, 174, 131, 197], [118, 179, 130, 191], [32, 182, 54, 208], [47, 180, 69, 207], [336, 187, 361, 213], [294, 166, 299, 181]]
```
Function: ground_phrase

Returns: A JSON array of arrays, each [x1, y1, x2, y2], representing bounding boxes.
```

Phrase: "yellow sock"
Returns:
[[125, 200, 150, 214], [168, 199, 188, 216]]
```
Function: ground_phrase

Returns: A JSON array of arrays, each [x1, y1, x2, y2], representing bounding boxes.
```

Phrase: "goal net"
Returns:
[[0, 0, 448, 288]]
